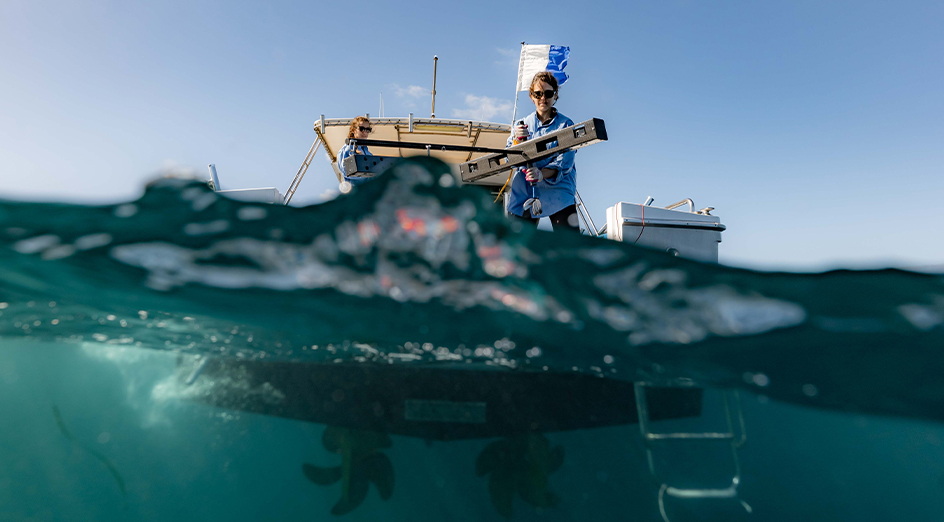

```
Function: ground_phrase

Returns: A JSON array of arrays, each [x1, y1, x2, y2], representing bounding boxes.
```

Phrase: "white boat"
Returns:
[[192, 48, 737, 517], [197, 106, 745, 520]]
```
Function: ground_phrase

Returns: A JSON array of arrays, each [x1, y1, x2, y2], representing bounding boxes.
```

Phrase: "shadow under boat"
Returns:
[[181, 358, 703, 440]]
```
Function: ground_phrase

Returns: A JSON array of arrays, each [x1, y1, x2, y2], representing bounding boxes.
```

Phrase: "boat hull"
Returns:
[[183, 359, 703, 440]]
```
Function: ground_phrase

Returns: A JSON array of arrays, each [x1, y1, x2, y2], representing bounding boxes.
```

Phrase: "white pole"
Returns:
[[501, 42, 527, 213], [431, 55, 438, 118], [510, 41, 525, 126], [510, 91, 520, 126], [207, 164, 221, 191]]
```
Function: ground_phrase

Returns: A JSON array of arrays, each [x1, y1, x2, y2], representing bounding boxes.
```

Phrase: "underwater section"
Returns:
[[1, 158, 944, 520]]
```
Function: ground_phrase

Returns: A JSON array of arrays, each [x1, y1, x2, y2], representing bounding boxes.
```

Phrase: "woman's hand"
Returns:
[[524, 167, 558, 182], [524, 167, 543, 183]]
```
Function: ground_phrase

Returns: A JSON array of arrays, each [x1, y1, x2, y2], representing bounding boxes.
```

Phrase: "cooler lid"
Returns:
[[616, 202, 725, 231]]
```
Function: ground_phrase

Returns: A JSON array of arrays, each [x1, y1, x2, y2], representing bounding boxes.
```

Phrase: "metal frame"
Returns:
[[341, 155, 399, 179], [459, 118, 608, 182]]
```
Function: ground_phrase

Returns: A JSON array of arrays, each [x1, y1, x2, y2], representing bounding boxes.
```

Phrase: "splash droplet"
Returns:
[[752, 373, 770, 387]]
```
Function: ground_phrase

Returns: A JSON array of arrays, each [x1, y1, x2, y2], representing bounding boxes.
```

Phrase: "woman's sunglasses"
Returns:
[[358, 126, 372, 133], [530, 89, 556, 100]]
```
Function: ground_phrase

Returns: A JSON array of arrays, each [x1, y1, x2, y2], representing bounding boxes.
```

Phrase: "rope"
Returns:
[[633, 204, 646, 244], [493, 169, 515, 203]]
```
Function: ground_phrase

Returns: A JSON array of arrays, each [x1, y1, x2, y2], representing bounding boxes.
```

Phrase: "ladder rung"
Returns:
[[645, 432, 735, 441], [665, 485, 738, 499]]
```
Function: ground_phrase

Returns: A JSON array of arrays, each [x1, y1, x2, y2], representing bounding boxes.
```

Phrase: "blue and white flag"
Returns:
[[516, 45, 570, 92]]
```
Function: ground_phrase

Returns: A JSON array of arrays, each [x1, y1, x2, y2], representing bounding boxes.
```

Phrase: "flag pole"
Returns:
[[510, 41, 525, 126], [495, 42, 527, 211]]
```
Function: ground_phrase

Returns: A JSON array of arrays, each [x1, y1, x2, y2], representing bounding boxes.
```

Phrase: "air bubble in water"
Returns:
[[114, 204, 138, 217], [74, 233, 113, 250], [13, 235, 59, 254], [237, 207, 267, 221]]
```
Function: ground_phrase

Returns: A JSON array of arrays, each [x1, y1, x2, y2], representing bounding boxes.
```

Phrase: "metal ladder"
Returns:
[[634, 381, 750, 522], [284, 138, 323, 204], [575, 191, 605, 237]]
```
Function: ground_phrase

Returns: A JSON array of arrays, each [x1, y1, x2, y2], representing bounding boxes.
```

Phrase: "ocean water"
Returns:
[[1, 158, 943, 521]]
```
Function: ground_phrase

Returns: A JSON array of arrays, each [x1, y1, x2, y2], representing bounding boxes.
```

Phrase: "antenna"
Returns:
[[431, 55, 438, 118]]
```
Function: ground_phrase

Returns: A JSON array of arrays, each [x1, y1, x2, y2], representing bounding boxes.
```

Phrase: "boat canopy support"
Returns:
[[347, 138, 523, 156]]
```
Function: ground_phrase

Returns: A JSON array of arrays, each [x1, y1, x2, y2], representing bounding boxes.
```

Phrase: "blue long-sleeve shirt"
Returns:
[[336, 143, 373, 186], [505, 109, 577, 218]]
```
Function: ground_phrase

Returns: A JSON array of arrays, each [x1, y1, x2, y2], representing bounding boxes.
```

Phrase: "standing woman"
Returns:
[[505, 71, 578, 230], [337, 116, 374, 187]]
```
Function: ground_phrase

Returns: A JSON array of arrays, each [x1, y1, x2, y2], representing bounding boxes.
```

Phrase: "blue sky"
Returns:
[[1, 0, 941, 270]]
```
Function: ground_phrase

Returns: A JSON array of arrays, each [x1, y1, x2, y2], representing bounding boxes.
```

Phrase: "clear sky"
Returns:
[[1, 0, 941, 271]]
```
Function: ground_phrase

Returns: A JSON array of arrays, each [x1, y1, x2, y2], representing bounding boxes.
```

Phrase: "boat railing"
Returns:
[[664, 198, 695, 213]]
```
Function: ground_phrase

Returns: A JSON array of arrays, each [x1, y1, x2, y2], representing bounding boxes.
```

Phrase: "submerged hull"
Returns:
[[183, 359, 703, 440]]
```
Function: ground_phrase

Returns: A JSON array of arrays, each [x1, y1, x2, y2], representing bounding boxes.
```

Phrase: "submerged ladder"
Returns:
[[634, 381, 751, 522]]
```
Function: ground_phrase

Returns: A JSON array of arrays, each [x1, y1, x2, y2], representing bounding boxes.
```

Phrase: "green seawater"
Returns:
[[1, 158, 943, 521]]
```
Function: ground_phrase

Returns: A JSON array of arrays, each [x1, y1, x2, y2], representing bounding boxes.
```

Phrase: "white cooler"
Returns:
[[605, 201, 725, 262]]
